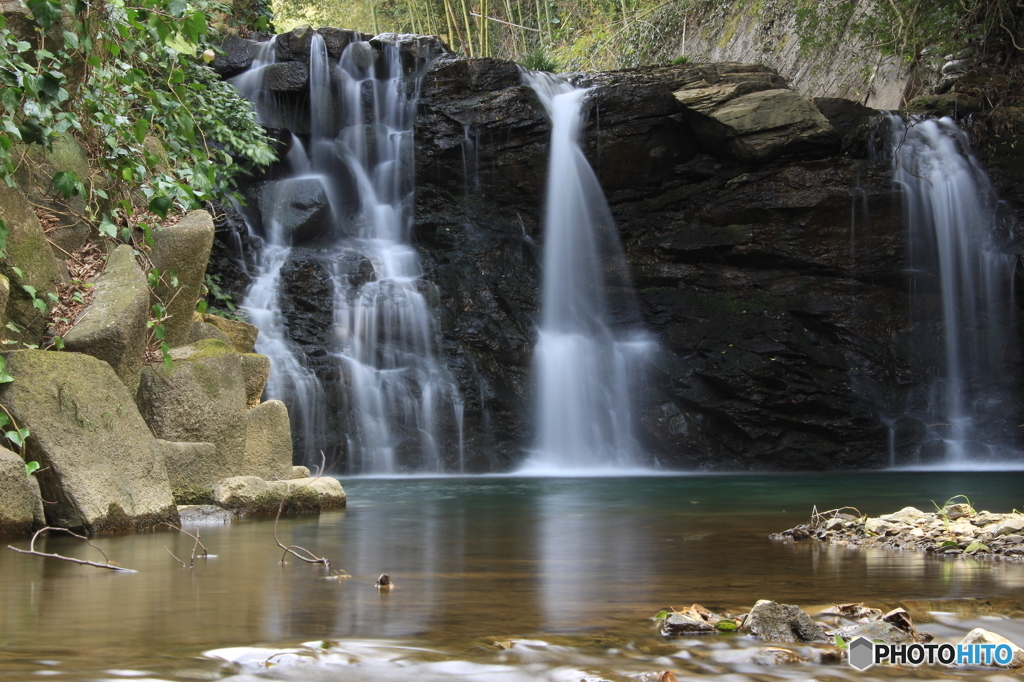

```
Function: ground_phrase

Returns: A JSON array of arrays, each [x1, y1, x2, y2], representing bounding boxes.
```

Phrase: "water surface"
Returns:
[[3, 472, 1024, 679]]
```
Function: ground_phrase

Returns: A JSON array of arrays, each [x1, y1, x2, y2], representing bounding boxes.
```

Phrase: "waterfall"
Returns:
[[881, 114, 1018, 465], [233, 35, 462, 474], [522, 71, 654, 471]]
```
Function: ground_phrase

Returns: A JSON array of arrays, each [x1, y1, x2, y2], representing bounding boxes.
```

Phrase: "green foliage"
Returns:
[[520, 48, 558, 71], [147, 302, 173, 370], [199, 273, 244, 319], [0, 0, 276, 237], [672, 54, 690, 65], [24, 460, 40, 477], [654, 610, 668, 620]]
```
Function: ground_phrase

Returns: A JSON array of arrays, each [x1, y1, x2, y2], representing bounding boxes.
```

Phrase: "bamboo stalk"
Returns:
[[444, 0, 468, 54], [459, 0, 475, 57]]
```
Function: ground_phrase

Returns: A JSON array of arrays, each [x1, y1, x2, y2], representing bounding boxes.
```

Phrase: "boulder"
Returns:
[[203, 314, 259, 353], [0, 446, 43, 537], [958, 628, 1024, 668], [0, 184, 66, 343], [271, 476, 346, 510], [317, 27, 368, 59], [741, 600, 827, 643], [149, 209, 215, 347], [187, 319, 232, 346], [210, 474, 343, 514], [11, 132, 93, 257], [275, 24, 314, 62], [243, 399, 293, 480], [157, 439, 220, 505], [63, 245, 149, 393], [292, 465, 311, 477], [240, 353, 270, 407], [813, 97, 878, 157], [211, 35, 259, 77], [177, 504, 236, 525], [677, 88, 839, 161], [136, 339, 248, 477], [0, 350, 178, 533], [661, 612, 715, 635], [262, 61, 309, 92], [257, 178, 332, 244]]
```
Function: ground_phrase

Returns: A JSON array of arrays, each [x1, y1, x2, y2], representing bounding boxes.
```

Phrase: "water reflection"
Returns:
[[3, 473, 1024, 680]]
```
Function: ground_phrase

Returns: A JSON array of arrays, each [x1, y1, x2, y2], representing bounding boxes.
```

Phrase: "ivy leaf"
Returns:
[[5, 428, 25, 447], [21, 284, 37, 298], [99, 216, 118, 239], [32, 298, 48, 313], [148, 195, 173, 219], [0, 357, 12, 384], [163, 32, 196, 56], [25, 0, 62, 30], [25, 460, 40, 477], [0, 413, 8, 429], [168, 0, 187, 17], [53, 170, 83, 198], [62, 30, 79, 50]]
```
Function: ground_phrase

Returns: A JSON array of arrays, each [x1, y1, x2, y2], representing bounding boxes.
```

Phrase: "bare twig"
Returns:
[[7, 527, 136, 572], [164, 546, 187, 567], [274, 452, 331, 569], [162, 521, 209, 568]]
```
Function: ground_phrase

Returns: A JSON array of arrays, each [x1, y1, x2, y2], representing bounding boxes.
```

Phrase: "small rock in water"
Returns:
[[836, 620, 914, 645], [958, 628, 1024, 668], [375, 573, 395, 589], [742, 600, 827, 643], [941, 502, 975, 520], [818, 603, 882, 621], [176, 504, 236, 525]]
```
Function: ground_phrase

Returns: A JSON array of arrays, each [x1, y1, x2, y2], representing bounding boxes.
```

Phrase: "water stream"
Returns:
[[233, 38, 461, 473], [522, 71, 655, 472]]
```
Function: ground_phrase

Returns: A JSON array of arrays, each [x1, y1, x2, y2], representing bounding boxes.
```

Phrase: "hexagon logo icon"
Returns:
[[848, 636, 875, 670]]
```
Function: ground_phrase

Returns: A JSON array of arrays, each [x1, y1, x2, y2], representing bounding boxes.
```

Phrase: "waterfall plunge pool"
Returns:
[[3, 472, 1024, 680]]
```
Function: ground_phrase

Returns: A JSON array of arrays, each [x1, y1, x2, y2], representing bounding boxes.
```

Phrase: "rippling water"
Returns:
[[3, 472, 1024, 680]]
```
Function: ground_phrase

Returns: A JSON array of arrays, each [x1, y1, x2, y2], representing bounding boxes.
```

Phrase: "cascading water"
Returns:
[[881, 114, 1018, 465], [234, 35, 462, 474], [522, 71, 654, 471]]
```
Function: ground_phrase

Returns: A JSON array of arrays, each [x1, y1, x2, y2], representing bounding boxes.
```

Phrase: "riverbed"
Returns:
[[3, 472, 1024, 680]]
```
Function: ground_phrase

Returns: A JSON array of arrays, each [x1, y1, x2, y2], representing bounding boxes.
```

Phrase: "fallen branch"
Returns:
[[274, 452, 331, 569], [7, 527, 136, 572], [162, 521, 209, 568]]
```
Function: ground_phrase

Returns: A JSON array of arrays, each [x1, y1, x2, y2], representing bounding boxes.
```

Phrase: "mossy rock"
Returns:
[[203, 313, 259, 353], [136, 338, 248, 477], [240, 353, 270, 407], [149, 210, 215, 347], [157, 439, 220, 505], [63, 245, 149, 393], [187, 319, 232, 346], [0, 184, 67, 343], [11, 133, 94, 256], [243, 399, 293, 481], [0, 446, 44, 537], [0, 350, 178, 533]]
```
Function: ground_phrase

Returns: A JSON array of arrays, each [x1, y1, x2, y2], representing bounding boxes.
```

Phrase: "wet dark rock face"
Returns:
[[212, 44, 1023, 470], [412, 58, 951, 471]]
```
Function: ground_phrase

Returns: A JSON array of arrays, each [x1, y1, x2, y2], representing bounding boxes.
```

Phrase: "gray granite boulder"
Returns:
[[149, 210, 215, 347], [243, 399, 293, 480], [64, 245, 149, 393], [136, 339, 248, 477], [0, 446, 43, 537], [0, 350, 178, 533]]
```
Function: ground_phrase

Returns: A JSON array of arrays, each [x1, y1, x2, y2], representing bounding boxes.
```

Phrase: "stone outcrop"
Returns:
[[256, 178, 332, 244], [242, 399, 293, 480], [240, 352, 270, 407], [148, 209, 215, 347], [187, 318, 232, 346], [203, 314, 259, 353], [0, 447, 44, 537], [136, 339, 248, 478], [0, 184, 66, 343], [0, 350, 178, 533], [211, 474, 346, 514], [63, 245, 150, 393], [158, 439, 219, 504]]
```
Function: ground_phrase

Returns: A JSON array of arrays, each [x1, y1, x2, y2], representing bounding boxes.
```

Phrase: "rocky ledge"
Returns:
[[771, 502, 1024, 560]]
